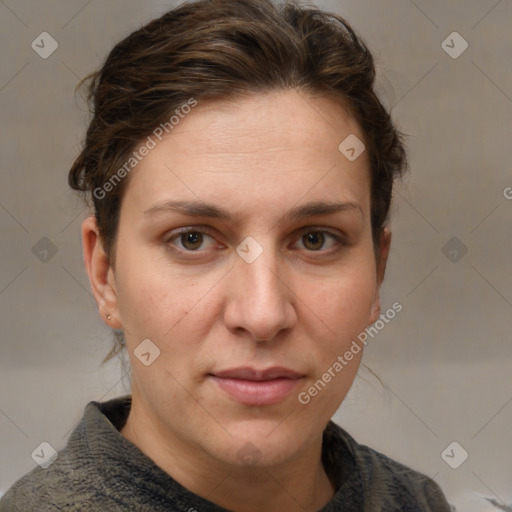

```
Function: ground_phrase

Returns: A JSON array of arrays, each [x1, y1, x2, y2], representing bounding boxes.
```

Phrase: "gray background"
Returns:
[[1, 0, 511, 510]]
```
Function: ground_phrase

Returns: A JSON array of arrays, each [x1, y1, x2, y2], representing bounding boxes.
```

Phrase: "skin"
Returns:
[[82, 89, 391, 512]]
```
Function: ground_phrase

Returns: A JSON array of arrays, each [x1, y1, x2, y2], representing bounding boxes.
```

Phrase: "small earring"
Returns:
[[107, 314, 112, 320]]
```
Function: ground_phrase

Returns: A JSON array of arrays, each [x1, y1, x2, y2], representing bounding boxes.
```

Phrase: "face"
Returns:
[[86, 90, 389, 469]]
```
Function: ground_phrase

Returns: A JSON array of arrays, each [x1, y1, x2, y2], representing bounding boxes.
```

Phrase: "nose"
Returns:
[[223, 244, 297, 342]]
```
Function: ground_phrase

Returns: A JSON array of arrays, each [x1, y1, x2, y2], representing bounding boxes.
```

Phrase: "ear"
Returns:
[[369, 227, 392, 324], [81, 216, 122, 329]]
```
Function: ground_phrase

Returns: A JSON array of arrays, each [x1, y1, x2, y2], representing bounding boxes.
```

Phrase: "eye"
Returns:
[[293, 229, 344, 252], [164, 227, 345, 255], [165, 228, 219, 252]]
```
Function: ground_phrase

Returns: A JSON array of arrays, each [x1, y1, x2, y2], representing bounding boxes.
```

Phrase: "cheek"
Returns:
[[113, 253, 183, 336], [292, 269, 374, 419], [297, 263, 377, 343], [114, 252, 220, 353]]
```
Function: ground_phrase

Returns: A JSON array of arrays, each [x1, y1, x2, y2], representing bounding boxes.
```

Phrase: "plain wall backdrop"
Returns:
[[1, 1, 511, 510]]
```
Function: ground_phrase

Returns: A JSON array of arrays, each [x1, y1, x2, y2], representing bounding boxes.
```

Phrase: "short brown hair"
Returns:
[[68, 0, 406, 360]]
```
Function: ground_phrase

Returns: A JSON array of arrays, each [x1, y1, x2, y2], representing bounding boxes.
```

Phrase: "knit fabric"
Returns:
[[0, 395, 451, 511]]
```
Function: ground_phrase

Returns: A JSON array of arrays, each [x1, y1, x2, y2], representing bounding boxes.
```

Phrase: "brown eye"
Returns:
[[302, 232, 325, 251], [165, 228, 218, 252], [293, 229, 344, 254], [180, 231, 203, 250]]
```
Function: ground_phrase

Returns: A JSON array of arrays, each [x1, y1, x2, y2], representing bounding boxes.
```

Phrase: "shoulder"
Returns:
[[0, 449, 101, 512], [357, 442, 450, 508], [324, 421, 453, 511], [0, 398, 127, 512]]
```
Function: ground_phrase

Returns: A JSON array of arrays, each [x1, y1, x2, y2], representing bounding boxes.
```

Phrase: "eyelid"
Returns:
[[164, 226, 221, 252], [294, 226, 345, 239], [165, 225, 216, 240]]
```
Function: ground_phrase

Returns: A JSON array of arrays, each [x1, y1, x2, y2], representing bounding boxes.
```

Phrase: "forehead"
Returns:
[[163, 91, 364, 162], [120, 90, 371, 220]]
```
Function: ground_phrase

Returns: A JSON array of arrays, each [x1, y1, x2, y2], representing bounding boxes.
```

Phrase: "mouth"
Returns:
[[209, 366, 304, 406]]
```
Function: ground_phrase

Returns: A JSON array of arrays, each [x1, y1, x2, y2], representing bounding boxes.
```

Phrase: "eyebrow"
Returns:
[[143, 199, 363, 221]]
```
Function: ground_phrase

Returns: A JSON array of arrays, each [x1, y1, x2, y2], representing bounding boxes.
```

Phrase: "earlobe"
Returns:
[[369, 227, 392, 324], [81, 216, 122, 329], [369, 295, 382, 325], [377, 227, 392, 286]]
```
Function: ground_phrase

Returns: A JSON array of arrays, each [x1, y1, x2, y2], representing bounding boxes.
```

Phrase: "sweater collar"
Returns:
[[68, 395, 362, 511]]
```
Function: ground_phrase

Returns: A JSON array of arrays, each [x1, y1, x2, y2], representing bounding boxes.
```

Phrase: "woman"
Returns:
[[0, 0, 452, 510]]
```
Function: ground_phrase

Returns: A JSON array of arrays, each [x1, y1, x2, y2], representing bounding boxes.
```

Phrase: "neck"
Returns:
[[120, 399, 335, 512]]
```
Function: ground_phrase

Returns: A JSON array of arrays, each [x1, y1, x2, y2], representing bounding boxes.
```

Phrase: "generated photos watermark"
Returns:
[[298, 301, 403, 405], [93, 98, 198, 200]]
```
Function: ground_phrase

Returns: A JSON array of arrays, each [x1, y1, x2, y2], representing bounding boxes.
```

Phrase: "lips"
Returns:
[[209, 366, 304, 406], [213, 366, 303, 381]]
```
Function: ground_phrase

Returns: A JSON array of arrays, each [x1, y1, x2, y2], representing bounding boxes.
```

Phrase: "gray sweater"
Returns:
[[0, 395, 452, 511]]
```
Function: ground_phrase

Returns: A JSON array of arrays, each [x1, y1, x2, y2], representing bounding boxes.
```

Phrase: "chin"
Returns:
[[208, 418, 309, 467], [218, 437, 301, 469]]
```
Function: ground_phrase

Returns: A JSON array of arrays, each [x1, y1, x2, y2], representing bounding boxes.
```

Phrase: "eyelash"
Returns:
[[164, 226, 347, 256]]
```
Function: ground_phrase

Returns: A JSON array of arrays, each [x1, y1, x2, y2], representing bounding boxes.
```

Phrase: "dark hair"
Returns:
[[68, 0, 407, 361]]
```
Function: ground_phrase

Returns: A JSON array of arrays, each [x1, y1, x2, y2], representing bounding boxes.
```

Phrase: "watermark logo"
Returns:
[[134, 338, 161, 366], [237, 442, 262, 466], [442, 236, 468, 263], [32, 237, 58, 263], [31, 441, 58, 468], [31, 32, 58, 59], [441, 441, 469, 469], [236, 236, 263, 264], [338, 134, 365, 162], [441, 32, 468, 59]]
